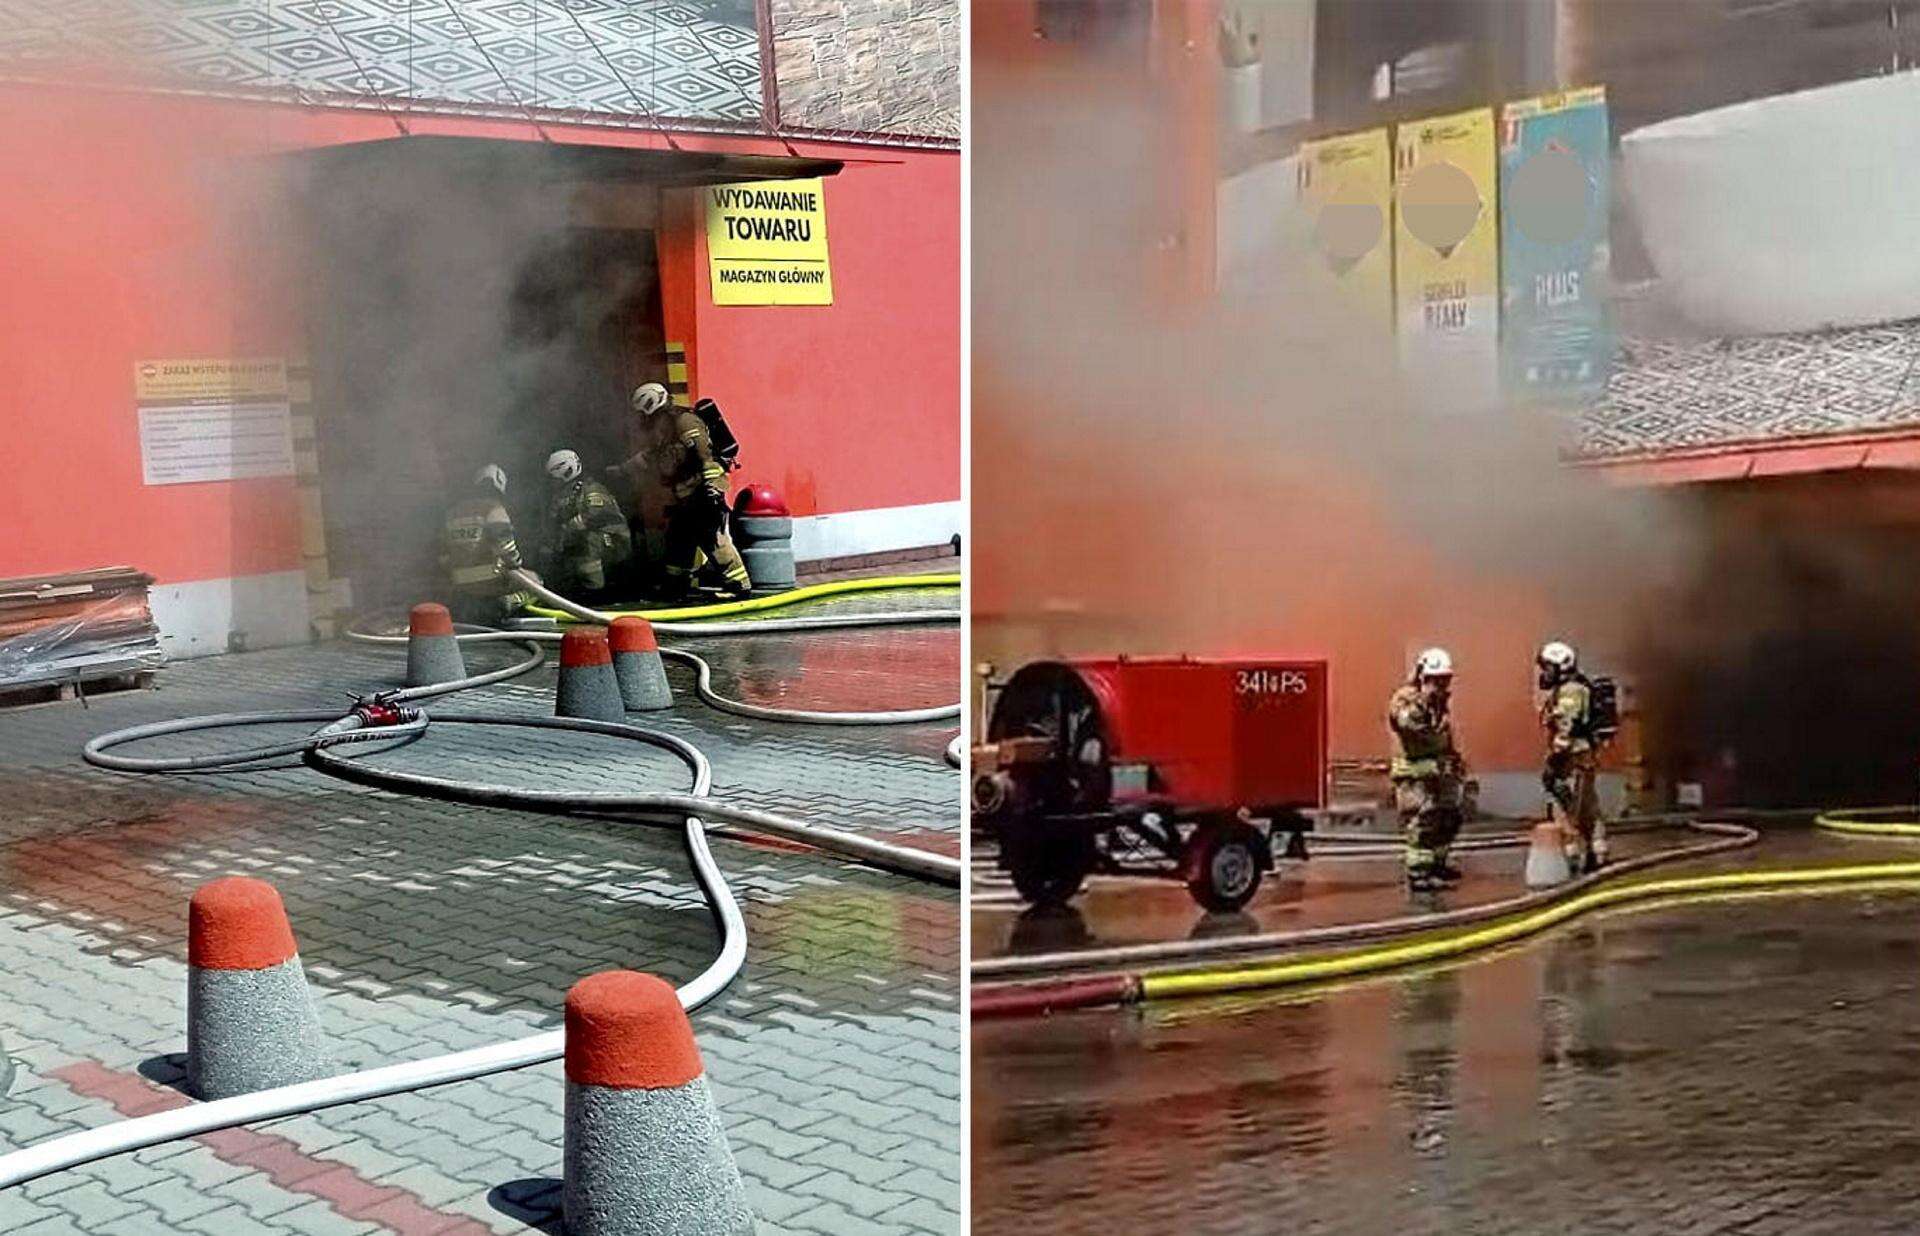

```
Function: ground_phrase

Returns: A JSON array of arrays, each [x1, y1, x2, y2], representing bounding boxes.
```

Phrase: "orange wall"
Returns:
[[0, 86, 320, 584]]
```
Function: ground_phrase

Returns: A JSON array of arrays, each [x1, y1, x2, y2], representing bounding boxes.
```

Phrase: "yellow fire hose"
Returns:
[[1813, 806, 1920, 837], [525, 572, 960, 623], [1146, 875, 1920, 1026], [1139, 856, 1920, 1003]]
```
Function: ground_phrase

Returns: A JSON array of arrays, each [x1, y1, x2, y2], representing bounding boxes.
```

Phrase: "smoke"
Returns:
[[290, 143, 663, 610], [974, 46, 1920, 805], [973, 62, 1699, 769]]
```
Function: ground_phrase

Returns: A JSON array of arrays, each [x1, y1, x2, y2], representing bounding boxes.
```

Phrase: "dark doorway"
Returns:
[[1632, 474, 1920, 808], [297, 140, 668, 615]]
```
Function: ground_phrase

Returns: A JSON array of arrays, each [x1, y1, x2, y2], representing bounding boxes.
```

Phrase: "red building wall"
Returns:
[[0, 82, 957, 596], [658, 148, 960, 519]]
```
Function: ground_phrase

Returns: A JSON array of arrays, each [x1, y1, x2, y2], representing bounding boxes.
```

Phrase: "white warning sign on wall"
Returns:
[[135, 358, 295, 486]]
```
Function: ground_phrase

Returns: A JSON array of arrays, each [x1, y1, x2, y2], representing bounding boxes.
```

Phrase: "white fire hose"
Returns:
[[7, 579, 960, 1189]]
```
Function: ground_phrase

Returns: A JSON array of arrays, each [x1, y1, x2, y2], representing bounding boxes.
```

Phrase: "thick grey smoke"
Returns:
[[976, 53, 1920, 803], [293, 145, 662, 610], [973, 69, 1697, 766]]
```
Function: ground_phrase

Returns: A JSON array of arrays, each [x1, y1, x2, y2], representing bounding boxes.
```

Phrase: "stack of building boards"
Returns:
[[0, 568, 165, 700]]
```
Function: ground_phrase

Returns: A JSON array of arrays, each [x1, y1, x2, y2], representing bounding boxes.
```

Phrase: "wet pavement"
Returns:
[[973, 826, 1700, 962], [974, 825, 1920, 1235], [0, 593, 959, 1235]]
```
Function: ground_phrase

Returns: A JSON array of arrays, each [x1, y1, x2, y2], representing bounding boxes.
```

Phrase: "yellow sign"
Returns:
[[1295, 127, 1393, 325], [1501, 84, 1607, 124], [705, 178, 833, 306], [1393, 107, 1500, 400], [134, 357, 288, 405]]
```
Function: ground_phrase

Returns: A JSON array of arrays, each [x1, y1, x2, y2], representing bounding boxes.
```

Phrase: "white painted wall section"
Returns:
[[148, 569, 310, 660], [1475, 771, 1627, 821], [790, 500, 961, 563]]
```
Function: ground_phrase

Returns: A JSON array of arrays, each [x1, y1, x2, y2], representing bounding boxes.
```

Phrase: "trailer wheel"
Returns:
[[1006, 831, 1096, 906], [1188, 821, 1265, 913]]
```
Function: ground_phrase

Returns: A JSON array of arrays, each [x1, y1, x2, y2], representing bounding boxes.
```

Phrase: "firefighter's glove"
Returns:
[[566, 514, 587, 532]]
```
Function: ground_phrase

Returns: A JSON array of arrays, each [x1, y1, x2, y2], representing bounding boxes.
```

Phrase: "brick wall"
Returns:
[[771, 0, 960, 139]]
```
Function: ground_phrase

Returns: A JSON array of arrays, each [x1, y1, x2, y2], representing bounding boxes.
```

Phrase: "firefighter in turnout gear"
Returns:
[[442, 464, 536, 625], [1538, 640, 1608, 873], [543, 449, 631, 602], [1388, 647, 1468, 892], [609, 382, 750, 600]]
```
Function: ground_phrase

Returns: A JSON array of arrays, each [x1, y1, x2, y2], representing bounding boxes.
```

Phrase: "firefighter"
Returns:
[[543, 449, 631, 603], [442, 464, 536, 625], [609, 381, 750, 599], [1388, 647, 1468, 892], [1538, 639, 1608, 873]]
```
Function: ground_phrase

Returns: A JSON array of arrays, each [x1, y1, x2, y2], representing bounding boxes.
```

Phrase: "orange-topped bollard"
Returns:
[[563, 970, 752, 1235], [556, 626, 624, 723], [404, 602, 466, 687], [186, 877, 332, 1099], [608, 616, 672, 712]]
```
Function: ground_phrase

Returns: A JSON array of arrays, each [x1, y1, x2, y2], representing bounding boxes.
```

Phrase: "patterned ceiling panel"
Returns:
[[1576, 316, 1920, 458], [0, 0, 764, 126]]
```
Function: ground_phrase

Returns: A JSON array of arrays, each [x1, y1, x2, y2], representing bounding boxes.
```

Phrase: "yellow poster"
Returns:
[[1295, 128, 1392, 325], [705, 178, 833, 306], [134, 357, 287, 404], [1393, 107, 1500, 403], [133, 358, 293, 486]]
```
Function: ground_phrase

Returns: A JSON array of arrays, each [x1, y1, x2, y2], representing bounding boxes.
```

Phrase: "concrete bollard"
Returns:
[[186, 877, 332, 1100], [732, 484, 796, 593], [609, 617, 673, 712], [563, 971, 754, 1236], [1524, 820, 1573, 889], [556, 627, 625, 724], [404, 603, 466, 687]]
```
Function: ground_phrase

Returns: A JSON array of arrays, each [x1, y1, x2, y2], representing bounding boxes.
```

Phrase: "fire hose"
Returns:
[[977, 817, 1920, 1017], [7, 581, 959, 1189], [508, 570, 962, 726], [522, 571, 961, 624]]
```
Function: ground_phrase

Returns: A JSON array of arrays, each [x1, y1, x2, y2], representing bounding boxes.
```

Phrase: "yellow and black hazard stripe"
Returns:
[[665, 341, 691, 409]]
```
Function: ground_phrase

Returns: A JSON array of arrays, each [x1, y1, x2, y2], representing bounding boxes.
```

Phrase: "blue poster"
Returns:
[[1499, 87, 1611, 406]]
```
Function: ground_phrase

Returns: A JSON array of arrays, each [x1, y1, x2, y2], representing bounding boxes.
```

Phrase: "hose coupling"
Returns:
[[350, 692, 420, 729]]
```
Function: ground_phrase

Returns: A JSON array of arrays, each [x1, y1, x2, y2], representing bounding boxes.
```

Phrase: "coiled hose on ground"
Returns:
[[1, 575, 960, 1189]]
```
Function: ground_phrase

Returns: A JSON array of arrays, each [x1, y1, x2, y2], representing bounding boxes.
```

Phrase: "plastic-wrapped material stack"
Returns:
[[0, 568, 166, 693]]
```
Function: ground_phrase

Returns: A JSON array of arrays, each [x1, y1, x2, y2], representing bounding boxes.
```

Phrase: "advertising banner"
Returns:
[[1500, 86, 1611, 405], [1295, 127, 1393, 326], [1393, 106, 1500, 406]]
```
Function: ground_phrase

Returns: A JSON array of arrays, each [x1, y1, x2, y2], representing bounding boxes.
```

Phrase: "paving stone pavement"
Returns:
[[973, 871, 1920, 1235], [0, 606, 959, 1235]]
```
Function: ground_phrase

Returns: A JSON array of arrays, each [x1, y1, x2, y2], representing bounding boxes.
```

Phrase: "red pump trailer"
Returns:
[[972, 655, 1329, 910]]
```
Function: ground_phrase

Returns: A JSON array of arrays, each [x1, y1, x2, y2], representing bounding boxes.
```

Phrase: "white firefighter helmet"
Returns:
[[1414, 646, 1454, 682], [545, 449, 582, 483], [474, 463, 507, 495], [631, 382, 671, 417], [1537, 640, 1578, 675]]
